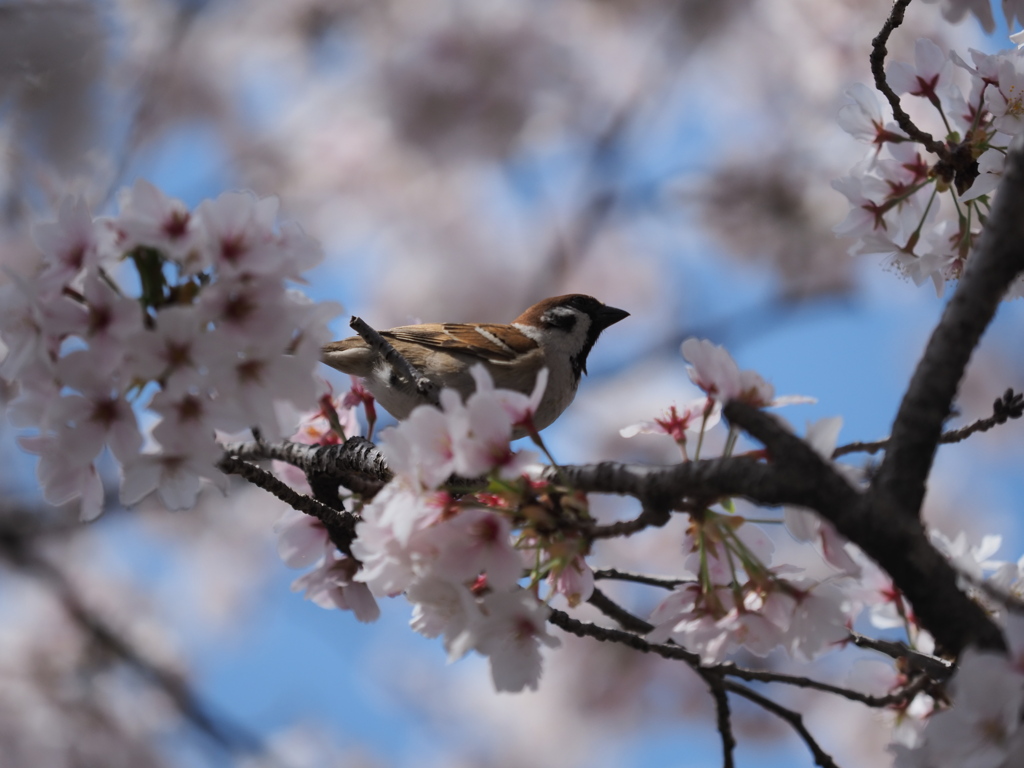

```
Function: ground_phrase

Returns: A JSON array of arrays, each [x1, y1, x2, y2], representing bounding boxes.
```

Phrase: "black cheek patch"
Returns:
[[542, 310, 578, 332]]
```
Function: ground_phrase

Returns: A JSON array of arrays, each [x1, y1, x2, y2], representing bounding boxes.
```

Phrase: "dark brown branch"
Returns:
[[869, 0, 946, 157], [700, 670, 736, 768], [588, 505, 672, 538], [833, 388, 1024, 457], [219, 436, 393, 486], [587, 586, 657, 634], [548, 606, 700, 664], [593, 568, 688, 590], [551, 609, 900, 766], [848, 631, 954, 680], [349, 316, 440, 405], [723, 681, 839, 768], [716, 662, 930, 708], [552, 606, 932, 708], [724, 401, 1006, 655], [217, 456, 358, 552], [872, 139, 1024, 524]]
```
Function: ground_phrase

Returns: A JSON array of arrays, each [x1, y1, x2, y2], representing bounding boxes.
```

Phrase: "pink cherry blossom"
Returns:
[[681, 338, 813, 408], [837, 83, 907, 149], [407, 576, 481, 661], [292, 552, 380, 623], [619, 398, 722, 444], [18, 433, 104, 522], [783, 417, 862, 575], [120, 435, 226, 511], [427, 507, 523, 590], [274, 509, 330, 569], [32, 195, 111, 295], [116, 179, 207, 271], [197, 191, 284, 277], [477, 588, 560, 693], [988, 52, 1024, 135], [888, 38, 956, 110]]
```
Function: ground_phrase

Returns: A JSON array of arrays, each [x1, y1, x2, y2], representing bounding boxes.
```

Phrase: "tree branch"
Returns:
[[723, 401, 1007, 655], [833, 388, 1024, 457], [869, 0, 945, 157], [872, 139, 1024, 522], [217, 456, 358, 552], [723, 681, 839, 768], [593, 568, 688, 590]]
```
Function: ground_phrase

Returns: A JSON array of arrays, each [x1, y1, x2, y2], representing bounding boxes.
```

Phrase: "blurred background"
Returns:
[[1, 0, 1024, 765]]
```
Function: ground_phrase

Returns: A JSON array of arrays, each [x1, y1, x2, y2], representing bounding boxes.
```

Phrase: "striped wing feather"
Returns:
[[382, 323, 536, 362]]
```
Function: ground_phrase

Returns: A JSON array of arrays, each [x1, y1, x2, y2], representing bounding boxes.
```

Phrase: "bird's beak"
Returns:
[[594, 304, 630, 331]]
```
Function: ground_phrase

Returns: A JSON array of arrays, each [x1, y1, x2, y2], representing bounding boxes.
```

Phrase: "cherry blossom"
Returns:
[[32, 195, 113, 296], [619, 398, 722, 447], [18, 433, 104, 522], [837, 83, 906, 149], [476, 589, 560, 693], [989, 52, 1024, 135], [116, 179, 206, 271], [888, 37, 956, 110], [292, 551, 380, 623], [681, 338, 814, 408]]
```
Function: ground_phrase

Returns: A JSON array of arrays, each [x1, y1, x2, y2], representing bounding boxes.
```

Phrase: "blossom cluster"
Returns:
[[279, 366, 585, 692], [0, 181, 339, 519], [833, 36, 1024, 297]]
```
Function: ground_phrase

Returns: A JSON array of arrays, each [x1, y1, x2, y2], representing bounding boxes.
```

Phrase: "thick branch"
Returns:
[[873, 139, 1024, 521], [219, 437, 392, 486], [724, 401, 1006, 655]]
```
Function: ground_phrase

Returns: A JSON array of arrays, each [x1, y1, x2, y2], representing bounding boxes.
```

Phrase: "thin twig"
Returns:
[[551, 607, 932, 708], [349, 316, 440, 405], [587, 586, 656, 634], [593, 568, 688, 589], [848, 632, 954, 680], [217, 456, 358, 552], [724, 680, 839, 768], [869, 0, 946, 157], [588, 505, 672, 538], [699, 670, 736, 768], [716, 663, 931, 708], [833, 388, 1024, 457]]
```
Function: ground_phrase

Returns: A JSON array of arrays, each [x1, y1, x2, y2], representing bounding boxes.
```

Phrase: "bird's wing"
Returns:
[[382, 323, 538, 362]]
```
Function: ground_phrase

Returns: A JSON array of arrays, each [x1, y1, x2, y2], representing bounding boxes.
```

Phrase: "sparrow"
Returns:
[[321, 294, 629, 433]]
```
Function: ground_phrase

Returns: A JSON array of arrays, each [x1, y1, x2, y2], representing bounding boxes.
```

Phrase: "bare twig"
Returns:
[[848, 631, 954, 680], [349, 316, 440, 406], [717, 663, 931, 708], [869, 0, 945, 157], [551, 606, 932, 708], [593, 568, 688, 590], [587, 586, 656, 634], [833, 388, 1024, 457], [588, 505, 672, 538], [699, 670, 736, 768], [724, 681, 839, 768]]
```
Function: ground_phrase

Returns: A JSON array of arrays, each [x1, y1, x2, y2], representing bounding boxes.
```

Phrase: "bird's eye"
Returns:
[[542, 307, 578, 331]]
